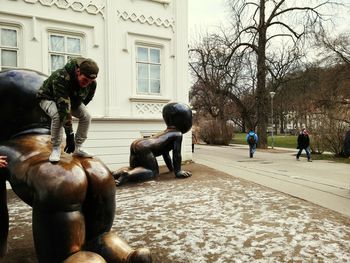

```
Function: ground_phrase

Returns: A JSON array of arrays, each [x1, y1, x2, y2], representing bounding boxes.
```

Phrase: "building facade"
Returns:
[[0, 0, 191, 170]]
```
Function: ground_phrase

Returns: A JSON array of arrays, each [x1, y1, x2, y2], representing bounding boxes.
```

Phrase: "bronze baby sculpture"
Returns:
[[113, 102, 192, 186], [0, 69, 151, 263]]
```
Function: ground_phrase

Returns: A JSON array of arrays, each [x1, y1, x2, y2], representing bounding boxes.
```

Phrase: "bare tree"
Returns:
[[315, 31, 350, 65], [266, 45, 304, 133], [189, 33, 258, 130], [224, 0, 338, 148]]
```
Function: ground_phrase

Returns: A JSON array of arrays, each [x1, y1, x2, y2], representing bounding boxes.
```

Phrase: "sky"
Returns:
[[188, 0, 227, 38], [188, 0, 350, 40]]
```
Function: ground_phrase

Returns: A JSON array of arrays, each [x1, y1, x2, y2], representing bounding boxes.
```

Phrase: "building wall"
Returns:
[[0, 0, 192, 170]]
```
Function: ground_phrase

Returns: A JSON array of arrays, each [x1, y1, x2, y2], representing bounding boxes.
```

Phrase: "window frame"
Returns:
[[135, 44, 162, 95], [0, 25, 19, 71], [48, 32, 83, 74]]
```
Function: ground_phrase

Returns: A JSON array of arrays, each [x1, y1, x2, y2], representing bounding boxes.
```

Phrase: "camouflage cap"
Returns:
[[77, 57, 99, 79]]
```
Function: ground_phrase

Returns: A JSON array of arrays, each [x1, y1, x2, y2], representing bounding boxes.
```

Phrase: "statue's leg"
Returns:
[[63, 251, 106, 263], [116, 150, 158, 186], [136, 149, 159, 175], [32, 208, 85, 263], [30, 163, 88, 263], [114, 150, 157, 186], [80, 159, 152, 262], [80, 159, 116, 241], [0, 177, 9, 257], [87, 232, 152, 263]]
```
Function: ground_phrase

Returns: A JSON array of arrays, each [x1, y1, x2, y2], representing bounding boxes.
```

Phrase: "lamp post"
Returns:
[[269, 91, 276, 149]]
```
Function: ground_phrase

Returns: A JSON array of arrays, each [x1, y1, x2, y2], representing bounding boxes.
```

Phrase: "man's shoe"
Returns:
[[49, 147, 61, 162], [73, 146, 93, 158], [308, 159, 312, 162], [296, 156, 300, 161]]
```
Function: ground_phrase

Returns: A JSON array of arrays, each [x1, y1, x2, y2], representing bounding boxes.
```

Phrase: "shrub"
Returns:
[[311, 119, 348, 156], [199, 119, 234, 145]]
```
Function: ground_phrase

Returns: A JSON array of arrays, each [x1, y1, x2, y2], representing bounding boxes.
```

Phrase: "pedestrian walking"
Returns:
[[37, 57, 99, 162], [246, 130, 258, 158], [296, 126, 312, 162]]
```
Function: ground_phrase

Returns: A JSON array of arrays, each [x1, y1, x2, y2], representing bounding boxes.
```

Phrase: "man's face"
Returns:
[[76, 69, 96, 88]]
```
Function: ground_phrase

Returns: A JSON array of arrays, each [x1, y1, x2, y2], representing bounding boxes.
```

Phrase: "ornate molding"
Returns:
[[148, 0, 170, 5], [134, 103, 165, 115], [21, 0, 105, 17], [117, 10, 174, 31]]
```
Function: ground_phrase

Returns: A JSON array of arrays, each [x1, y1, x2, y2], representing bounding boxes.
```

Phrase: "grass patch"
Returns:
[[232, 133, 297, 148]]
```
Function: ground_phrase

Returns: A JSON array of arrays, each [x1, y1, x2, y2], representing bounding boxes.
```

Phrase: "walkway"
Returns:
[[193, 144, 350, 217]]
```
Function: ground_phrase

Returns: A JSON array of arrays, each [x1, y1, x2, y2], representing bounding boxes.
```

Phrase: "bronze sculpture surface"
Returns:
[[113, 103, 192, 186], [0, 69, 151, 262]]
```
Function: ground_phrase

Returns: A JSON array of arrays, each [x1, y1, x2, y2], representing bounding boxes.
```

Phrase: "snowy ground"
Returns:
[[4, 163, 350, 263]]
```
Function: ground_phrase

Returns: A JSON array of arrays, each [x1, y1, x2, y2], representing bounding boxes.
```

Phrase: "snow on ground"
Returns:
[[113, 164, 350, 262], [6, 163, 350, 263]]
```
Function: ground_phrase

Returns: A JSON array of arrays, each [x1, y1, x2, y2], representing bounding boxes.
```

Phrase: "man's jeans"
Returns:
[[296, 147, 311, 160], [39, 100, 91, 147], [249, 143, 256, 157]]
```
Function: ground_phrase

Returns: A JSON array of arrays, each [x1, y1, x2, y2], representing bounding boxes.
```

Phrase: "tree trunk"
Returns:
[[256, 0, 268, 149]]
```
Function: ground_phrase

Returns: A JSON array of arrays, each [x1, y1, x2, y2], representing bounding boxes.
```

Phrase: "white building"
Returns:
[[0, 0, 192, 170]]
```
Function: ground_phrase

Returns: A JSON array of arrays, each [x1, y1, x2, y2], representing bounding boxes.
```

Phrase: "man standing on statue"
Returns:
[[37, 57, 99, 162]]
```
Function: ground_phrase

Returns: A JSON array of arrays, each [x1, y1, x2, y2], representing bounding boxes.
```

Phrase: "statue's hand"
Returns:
[[0, 155, 7, 168], [175, 170, 192, 178]]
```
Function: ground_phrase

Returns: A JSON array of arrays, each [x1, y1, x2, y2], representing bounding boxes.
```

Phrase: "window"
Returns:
[[0, 26, 18, 71], [49, 33, 82, 73], [136, 46, 161, 94]]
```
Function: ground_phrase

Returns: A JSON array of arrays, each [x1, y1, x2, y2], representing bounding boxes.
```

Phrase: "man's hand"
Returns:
[[0, 155, 8, 168], [64, 132, 75, 153], [175, 170, 192, 178]]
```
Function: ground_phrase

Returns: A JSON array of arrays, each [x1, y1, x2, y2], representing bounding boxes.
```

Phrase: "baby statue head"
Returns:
[[162, 102, 192, 134]]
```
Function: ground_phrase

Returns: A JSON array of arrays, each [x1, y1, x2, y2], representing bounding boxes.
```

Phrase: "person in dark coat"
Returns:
[[296, 126, 312, 162], [343, 129, 350, 158]]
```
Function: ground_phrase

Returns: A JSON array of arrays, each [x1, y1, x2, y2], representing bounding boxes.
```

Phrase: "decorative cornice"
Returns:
[[117, 10, 174, 31], [21, 0, 105, 17], [149, 0, 170, 5], [135, 102, 165, 115]]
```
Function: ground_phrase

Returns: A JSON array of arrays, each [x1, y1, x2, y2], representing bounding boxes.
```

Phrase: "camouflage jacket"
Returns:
[[37, 59, 96, 134]]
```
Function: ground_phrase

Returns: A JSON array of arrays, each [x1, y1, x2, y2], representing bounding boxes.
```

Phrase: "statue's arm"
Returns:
[[172, 135, 191, 178], [162, 152, 173, 171]]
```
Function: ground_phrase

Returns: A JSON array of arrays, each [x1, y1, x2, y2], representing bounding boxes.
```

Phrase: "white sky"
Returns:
[[188, 0, 350, 40], [188, 0, 227, 38]]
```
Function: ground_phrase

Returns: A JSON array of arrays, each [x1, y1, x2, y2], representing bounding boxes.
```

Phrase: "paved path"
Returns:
[[193, 144, 350, 218]]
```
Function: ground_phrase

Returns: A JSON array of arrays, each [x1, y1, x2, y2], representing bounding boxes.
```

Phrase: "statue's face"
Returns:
[[162, 103, 192, 134]]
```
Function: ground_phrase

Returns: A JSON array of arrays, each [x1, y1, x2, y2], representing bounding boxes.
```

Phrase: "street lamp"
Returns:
[[269, 91, 276, 149]]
